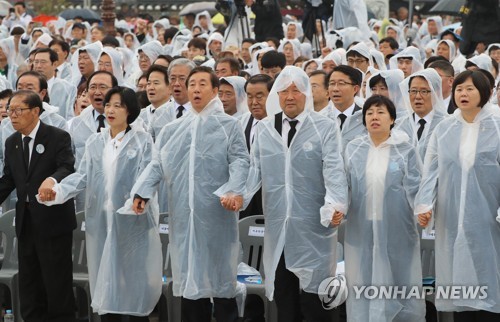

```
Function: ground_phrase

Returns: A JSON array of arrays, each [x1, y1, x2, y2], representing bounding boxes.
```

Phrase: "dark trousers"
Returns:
[[18, 208, 76, 322], [274, 253, 335, 322], [100, 314, 149, 322], [181, 297, 239, 322], [454, 310, 500, 322]]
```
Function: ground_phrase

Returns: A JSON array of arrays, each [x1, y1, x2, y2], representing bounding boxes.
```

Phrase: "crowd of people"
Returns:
[[0, 1, 498, 322]]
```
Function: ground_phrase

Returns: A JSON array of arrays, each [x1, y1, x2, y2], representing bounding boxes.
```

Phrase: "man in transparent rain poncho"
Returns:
[[243, 66, 348, 322], [129, 66, 249, 322]]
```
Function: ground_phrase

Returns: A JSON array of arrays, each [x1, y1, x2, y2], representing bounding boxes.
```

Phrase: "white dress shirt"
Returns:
[[413, 110, 434, 139], [174, 101, 192, 116], [281, 111, 307, 145], [93, 109, 108, 128], [21, 120, 41, 165], [249, 117, 260, 145], [333, 102, 356, 126]]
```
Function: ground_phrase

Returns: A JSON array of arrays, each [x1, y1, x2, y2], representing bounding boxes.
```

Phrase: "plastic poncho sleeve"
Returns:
[[401, 145, 422, 211], [319, 120, 348, 227], [414, 129, 439, 229], [213, 120, 250, 197], [242, 124, 263, 209], [38, 142, 89, 205]]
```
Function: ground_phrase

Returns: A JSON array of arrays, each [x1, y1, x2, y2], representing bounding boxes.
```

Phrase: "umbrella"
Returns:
[[32, 14, 58, 26], [60, 8, 101, 22], [179, 2, 217, 17], [0, 0, 12, 17], [429, 0, 466, 16]]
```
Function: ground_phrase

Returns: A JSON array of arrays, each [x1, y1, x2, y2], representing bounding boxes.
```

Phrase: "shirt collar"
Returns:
[[92, 109, 104, 121], [282, 109, 307, 124], [413, 109, 434, 125], [174, 100, 191, 111], [22, 120, 41, 140], [333, 102, 355, 118]]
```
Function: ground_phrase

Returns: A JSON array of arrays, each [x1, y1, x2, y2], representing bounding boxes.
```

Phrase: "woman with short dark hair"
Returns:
[[416, 70, 500, 321], [40, 87, 161, 321], [344, 95, 425, 321]]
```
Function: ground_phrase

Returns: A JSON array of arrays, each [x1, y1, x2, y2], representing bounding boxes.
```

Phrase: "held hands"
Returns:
[[220, 195, 243, 211], [331, 210, 344, 227], [132, 197, 147, 215], [418, 211, 432, 228], [38, 178, 56, 202]]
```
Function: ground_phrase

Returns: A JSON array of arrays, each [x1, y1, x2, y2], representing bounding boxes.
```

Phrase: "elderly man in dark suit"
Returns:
[[0, 90, 76, 321]]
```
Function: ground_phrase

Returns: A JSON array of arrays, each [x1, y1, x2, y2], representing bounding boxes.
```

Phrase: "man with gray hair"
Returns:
[[148, 58, 197, 140]]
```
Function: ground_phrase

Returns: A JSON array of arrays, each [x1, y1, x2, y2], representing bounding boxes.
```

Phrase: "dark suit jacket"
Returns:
[[0, 121, 76, 238]]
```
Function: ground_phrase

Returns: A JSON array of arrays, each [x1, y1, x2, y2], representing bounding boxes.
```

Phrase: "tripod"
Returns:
[[302, 6, 326, 58]]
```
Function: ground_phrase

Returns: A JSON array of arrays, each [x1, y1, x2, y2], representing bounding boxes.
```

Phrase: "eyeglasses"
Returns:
[[408, 89, 431, 97], [328, 81, 355, 88], [88, 84, 110, 92], [138, 54, 150, 62], [6, 106, 34, 116]]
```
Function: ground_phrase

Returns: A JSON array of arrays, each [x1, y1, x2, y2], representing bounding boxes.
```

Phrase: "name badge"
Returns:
[[248, 226, 265, 237], [159, 224, 169, 234], [422, 229, 435, 240]]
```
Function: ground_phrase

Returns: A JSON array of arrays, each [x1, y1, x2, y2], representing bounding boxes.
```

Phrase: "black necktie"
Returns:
[[417, 119, 426, 141], [338, 113, 347, 130], [23, 136, 31, 171], [97, 114, 106, 133], [287, 120, 298, 147], [151, 108, 156, 114], [176, 105, 184, 119]]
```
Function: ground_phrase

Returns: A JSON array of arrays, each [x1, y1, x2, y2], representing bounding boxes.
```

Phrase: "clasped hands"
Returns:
[[417, 211, 432, 228], [38, 178, 57, 202]]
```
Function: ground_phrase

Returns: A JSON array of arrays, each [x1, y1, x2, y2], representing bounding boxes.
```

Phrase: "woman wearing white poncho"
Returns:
[[40, 87, 161, 319], [244, 66, 348, 320], [416, 70, 500, 319], [344, 95, 425, 322]]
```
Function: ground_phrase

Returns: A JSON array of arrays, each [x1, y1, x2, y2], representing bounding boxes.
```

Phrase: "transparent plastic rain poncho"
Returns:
[[467, 54, 496, 76], [206, 32, 225, 58], [396, 68, 448, 160], [344, 130, 425, 321], [365, 69, 406, 118], [385, 25, 406, 49], [138, 40, 164, 65], [285, 21, 303, 40], [420, 16, 443, 47], [0, 37, 18, 88], [320, 51, 342, 70], [125, 97, 249, 300], [250, 47, 274, 76], [414, 103, 500, 313], [277, 38, 301, 63], [300, 43, 313, 60], [337, 27, 366, 49], [370, 49, 387, 70], [30, 33, 53, 53], [44, 128, 162, 315], [0, 103, 67, 211], [194, 11, 215, 34], [436, 39, 457, 62], [70, 41, 102, 87], [389, 46, 424, 76], [48, 77, 77, 120], [100, 47, 125, 86], [347, 42, 374, 66], [333, 0, 370, 43], [302, 58, 322, 73], [123, 32, 141, 51], [138, 100, 171, 137], [220, 76, 249, 118], [244, 66, 348, 299], [152, 18, 171, 40], [116, 47, 140, 82]]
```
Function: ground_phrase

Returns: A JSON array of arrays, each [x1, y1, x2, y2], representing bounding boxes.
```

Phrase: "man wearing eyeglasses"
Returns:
[[33, 48, 77, 120], [0, 90, 76, 321], [68, 71, 117, 211]]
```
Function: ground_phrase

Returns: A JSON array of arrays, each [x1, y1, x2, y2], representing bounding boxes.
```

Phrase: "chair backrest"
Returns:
[[0, 210, 18, 270], [158, 213, 171, 276], [418, 226, 435, 278], [336, 221, 346, 262], [238, 215, 265, 277], [72, 211, 87, 273]]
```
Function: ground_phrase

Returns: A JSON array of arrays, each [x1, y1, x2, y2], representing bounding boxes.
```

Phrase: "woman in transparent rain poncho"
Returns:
[[39, 87, 162, 321], [416, 70, 500, 321], [344, 95, 425, 322]]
